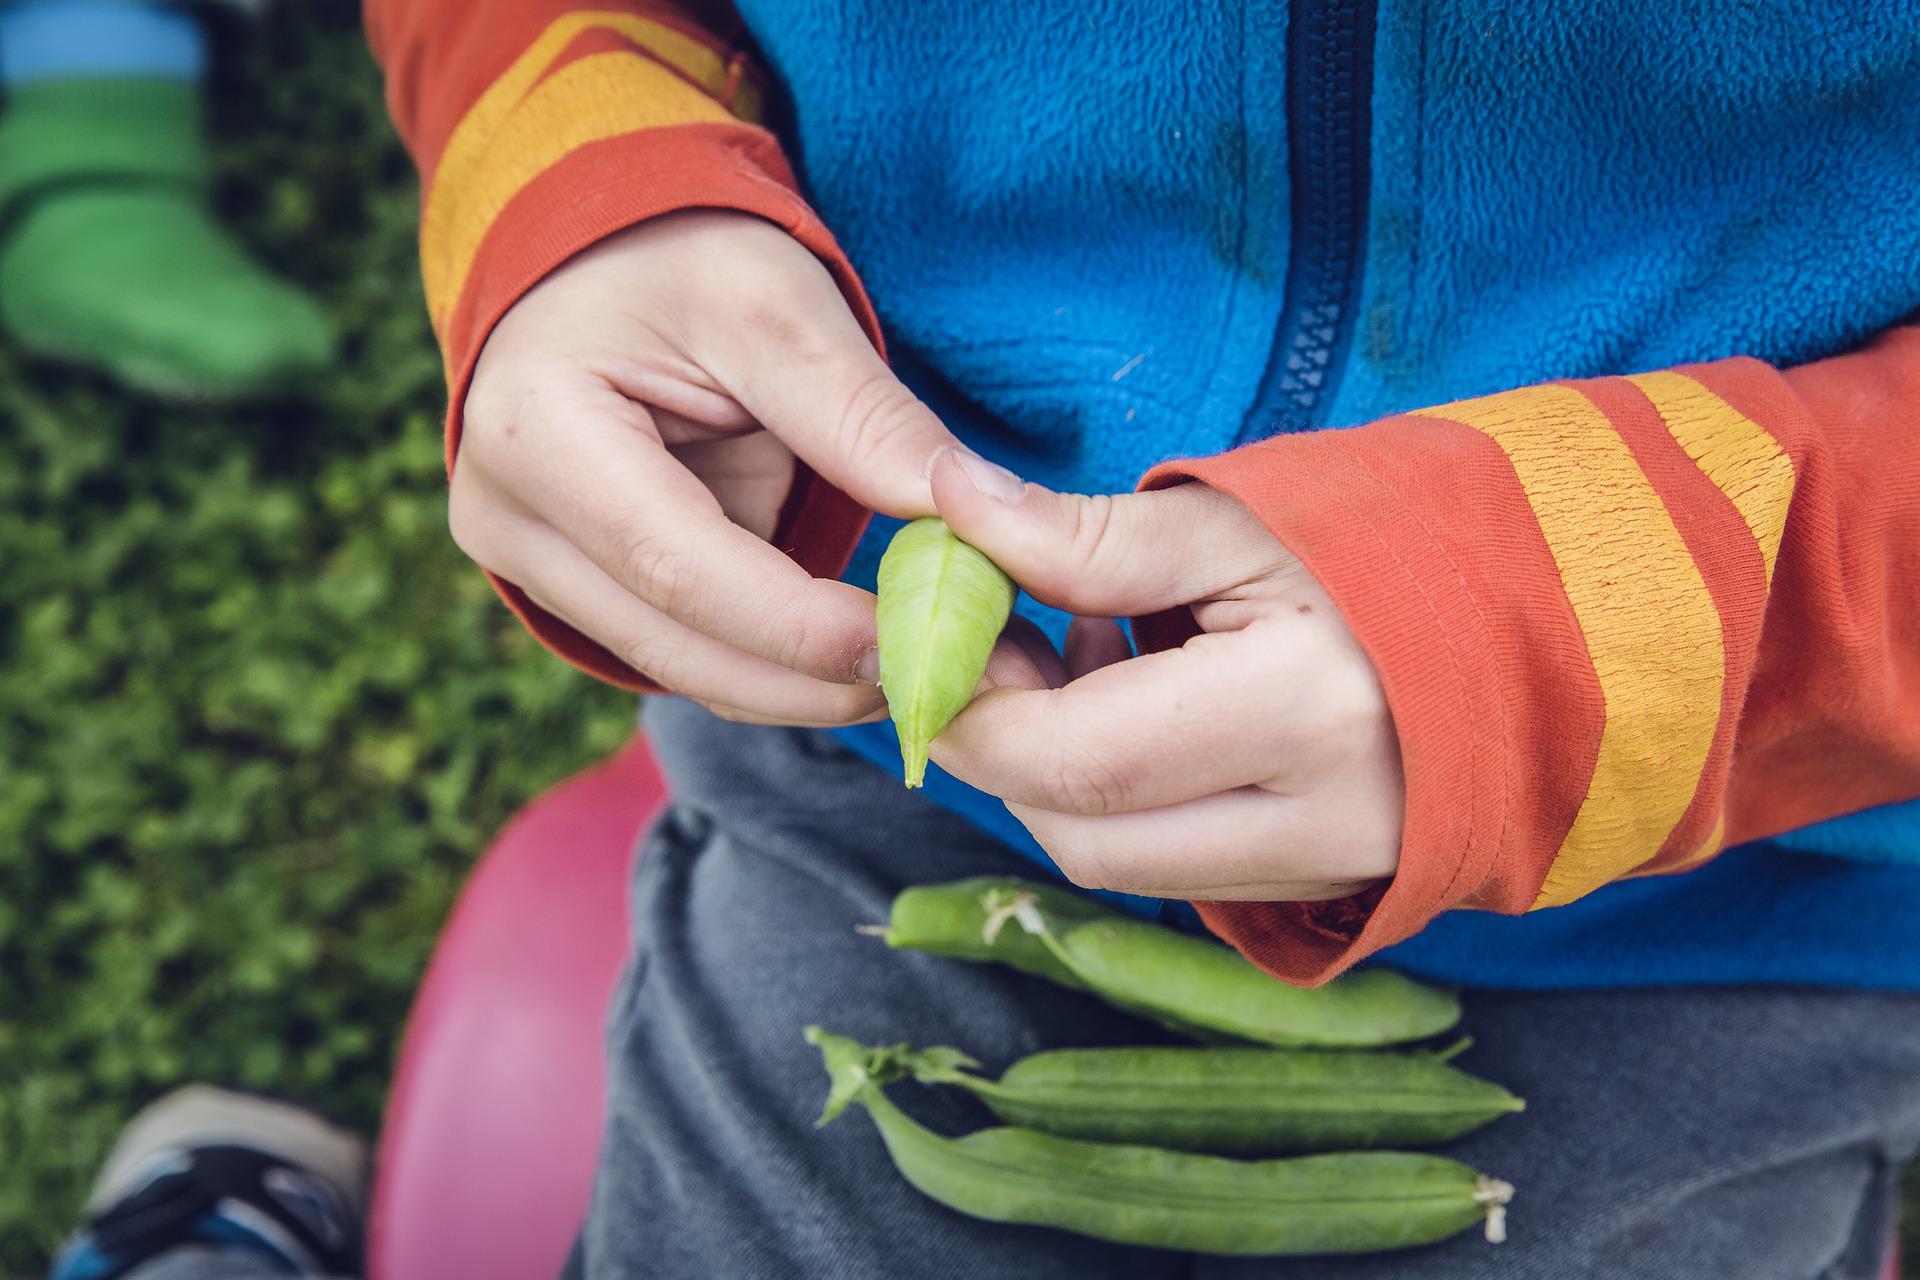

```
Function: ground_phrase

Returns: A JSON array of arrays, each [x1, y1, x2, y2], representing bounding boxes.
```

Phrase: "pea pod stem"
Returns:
[[807, 1027, 1515, 1254], [868, 877, 1125, 991]]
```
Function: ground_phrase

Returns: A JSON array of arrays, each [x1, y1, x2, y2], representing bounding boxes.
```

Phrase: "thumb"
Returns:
[[929, 448, 1285, 616], [711, 287, 960, 518]]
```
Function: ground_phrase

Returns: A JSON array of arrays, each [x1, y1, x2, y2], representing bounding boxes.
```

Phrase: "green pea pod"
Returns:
[[867, 879, 1235, 1041], [1012, 900, 1461, 1048], [808, 1028, 1514, 1255], [875, 518, 1015, 787], [866, 876, 1127, 990], [902, 1043, 1525, 1154]]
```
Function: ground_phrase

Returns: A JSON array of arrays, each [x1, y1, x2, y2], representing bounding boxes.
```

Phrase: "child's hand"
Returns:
[[453, 212, 960, 725], [927, 449, 1404, 903]]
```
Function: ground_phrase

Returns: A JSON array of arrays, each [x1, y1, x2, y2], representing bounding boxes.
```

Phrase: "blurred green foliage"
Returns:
[[0, 7, 1914, 1278], [0, 11, 633, 1271]]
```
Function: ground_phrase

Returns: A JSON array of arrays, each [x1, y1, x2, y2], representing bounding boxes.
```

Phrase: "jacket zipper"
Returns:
[[1236, 0, 1378, 442]]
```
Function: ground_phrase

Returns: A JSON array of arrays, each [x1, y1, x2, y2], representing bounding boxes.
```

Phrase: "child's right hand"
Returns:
[[453, 211, 961, 726]]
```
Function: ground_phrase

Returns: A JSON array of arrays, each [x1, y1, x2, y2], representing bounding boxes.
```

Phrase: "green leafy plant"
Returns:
[[0, 12, 634, 1271]]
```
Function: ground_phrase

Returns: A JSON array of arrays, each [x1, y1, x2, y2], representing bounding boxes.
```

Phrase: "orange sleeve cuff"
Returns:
[[1143, 331, 1920, 985], [1142, 416, 1577, 984], [372, 6, 878, 693], [441, 124, 878, 692]]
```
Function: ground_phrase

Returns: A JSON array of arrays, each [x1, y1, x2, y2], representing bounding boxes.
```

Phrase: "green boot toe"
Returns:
[[0, 76, 333, 401]]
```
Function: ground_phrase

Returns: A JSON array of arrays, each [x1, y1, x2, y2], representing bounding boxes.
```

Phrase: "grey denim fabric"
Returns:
[[562, 699, 1920, 1280], [126, 697, 1920, 1279]]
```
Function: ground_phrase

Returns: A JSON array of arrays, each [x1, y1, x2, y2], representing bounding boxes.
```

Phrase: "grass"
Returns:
[[0, 7, 1912, 1276], [0, 11, 634, 1271]]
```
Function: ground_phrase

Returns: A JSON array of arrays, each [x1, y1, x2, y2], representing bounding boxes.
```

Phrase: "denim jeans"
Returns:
[[557, 699, 1920, 1279]]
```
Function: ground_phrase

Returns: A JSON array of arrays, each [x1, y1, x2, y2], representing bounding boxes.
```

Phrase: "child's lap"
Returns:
[[565, 699, 1920, 1279]]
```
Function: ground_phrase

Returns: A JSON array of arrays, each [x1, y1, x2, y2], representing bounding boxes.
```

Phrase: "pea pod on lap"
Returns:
[[905, 1043, 1525, 1154], [1040, 915, 1461, 1048], [871, 878, 1462, 1048], [808, 1028, 1514, 1256]]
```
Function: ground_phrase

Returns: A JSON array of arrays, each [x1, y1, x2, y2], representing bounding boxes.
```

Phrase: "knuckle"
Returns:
[[763, 597, 821, 673], [446, 482, 494, 567], [459, 372, 525, 458], [1049, 844, 1118, 893], [738, 294, 812, 354], [1300, 801, 1401, 885], [619, 632, 684, 692], [1041, 743, 1135, 816], [762, 592, 865, 681], [720, 266, 824, 353], [836, 372, 929, 463], [617, 527, 693, 615], [1066, 493, 1121, 576], [834, 686, 887, 724], [1307, 666, 1396, 765]]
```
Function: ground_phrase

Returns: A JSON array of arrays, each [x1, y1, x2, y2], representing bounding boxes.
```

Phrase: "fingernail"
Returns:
[[853, 647, 881, 685], [946, 447, 1026, 504]]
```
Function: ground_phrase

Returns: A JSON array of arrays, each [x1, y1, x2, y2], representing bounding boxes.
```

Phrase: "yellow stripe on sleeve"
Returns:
[[1625, 809, 1726, 879], [1416, 385, 1726, 908], [422, 12, 763, 329], [1626, 371, 1795, 584]]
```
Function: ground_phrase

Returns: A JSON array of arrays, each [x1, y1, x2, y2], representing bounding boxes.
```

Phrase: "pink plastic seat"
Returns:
[[367, 736, 666, 1280], [365, 734, 1902, 1280]]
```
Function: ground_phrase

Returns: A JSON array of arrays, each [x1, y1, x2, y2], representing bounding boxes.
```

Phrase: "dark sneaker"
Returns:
[[49, 1086, 367, 1280]]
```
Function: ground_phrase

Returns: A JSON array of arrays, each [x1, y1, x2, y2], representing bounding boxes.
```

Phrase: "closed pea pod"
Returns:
[[808, 1028, 1514, 1255], [901, 1043, 1525, 1154], [864, 878, 1242, 1041], [875, 518, 1016, 787], [1011, 896, 1462, 1048]]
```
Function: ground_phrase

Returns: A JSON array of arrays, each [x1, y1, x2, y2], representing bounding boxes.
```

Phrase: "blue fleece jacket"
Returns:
[[724, 0, 1920, 989]]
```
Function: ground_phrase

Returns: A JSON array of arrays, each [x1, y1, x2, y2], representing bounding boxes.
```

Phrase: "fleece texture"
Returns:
[[737, 0, 1920, 985], [368, 0, 1920, 990], [0, 0, 206, 85]]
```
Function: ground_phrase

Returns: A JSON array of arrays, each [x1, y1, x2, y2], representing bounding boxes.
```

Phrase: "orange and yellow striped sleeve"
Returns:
[[1143, 328, 1920, 984], [364, 0, 876, 687]]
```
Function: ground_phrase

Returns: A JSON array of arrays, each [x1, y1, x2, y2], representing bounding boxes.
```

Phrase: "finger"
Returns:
[[932, 629, 1300, 815], [704, 285, 961, 517], [472, 512, 886, 725], [982, 615, 1068, 693], [483, 385, 880, 683], [600, 360, 759, 438], [695, 698, 889, 729], [649, 404, 759, 445], [930, 449, 1289, 616], [1007, 787, 1398, 901], [1064, 616, 1131, 680], [672, 432, 795, 542]]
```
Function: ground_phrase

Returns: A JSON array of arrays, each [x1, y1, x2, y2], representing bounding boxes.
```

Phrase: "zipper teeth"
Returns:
[[1238, 0, 1377, 444]]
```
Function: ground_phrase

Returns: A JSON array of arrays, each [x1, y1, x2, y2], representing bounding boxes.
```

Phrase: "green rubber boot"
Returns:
[[0, 77, 333, 400]]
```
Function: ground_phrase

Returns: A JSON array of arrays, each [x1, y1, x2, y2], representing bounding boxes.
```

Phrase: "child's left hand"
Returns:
[[927, 447, 1403, 903]]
